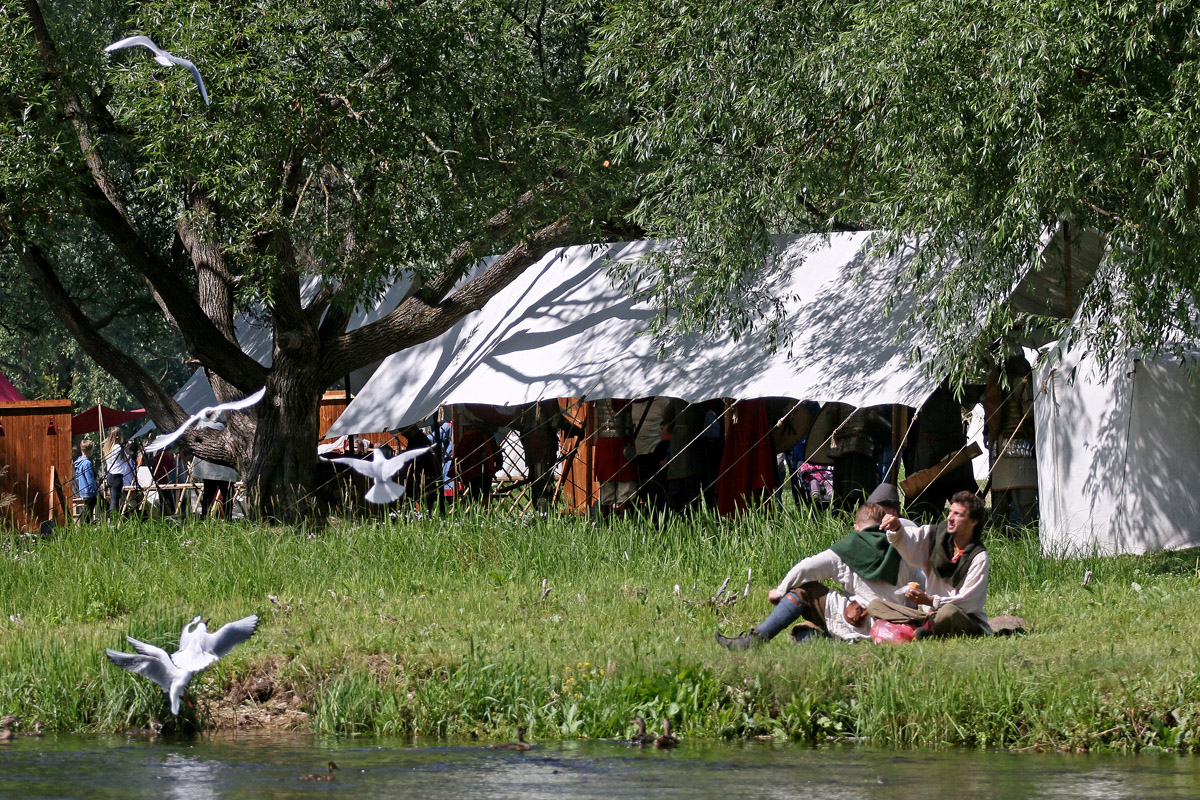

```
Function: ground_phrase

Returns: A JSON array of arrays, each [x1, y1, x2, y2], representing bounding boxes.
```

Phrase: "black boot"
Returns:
[[716, 591, 807, 650]]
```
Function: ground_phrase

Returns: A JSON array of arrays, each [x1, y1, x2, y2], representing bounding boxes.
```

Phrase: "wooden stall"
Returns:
[[318, 391, 393, 448], [560, 399, 597, 513], [0, 399, 73, 531]]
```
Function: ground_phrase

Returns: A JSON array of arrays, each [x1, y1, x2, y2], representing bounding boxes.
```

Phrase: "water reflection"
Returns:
[[0, 733, 1198, 800], [160, 753, 220, 800]]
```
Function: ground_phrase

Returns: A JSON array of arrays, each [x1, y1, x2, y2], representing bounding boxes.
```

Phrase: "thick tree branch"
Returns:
[[318, 171, 575, 378], [81, 191, 266, 389], [9, 236, 182, 427], [319, 213, 576, 383], [181, 188, 238, 344]]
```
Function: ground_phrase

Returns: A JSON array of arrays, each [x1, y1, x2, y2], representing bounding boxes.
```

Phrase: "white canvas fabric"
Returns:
[[327, 232, 960, 437], [1036, 344, 1200, 555]]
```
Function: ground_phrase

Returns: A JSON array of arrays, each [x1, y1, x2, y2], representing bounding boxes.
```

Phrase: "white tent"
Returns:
[[1036, 344, 1200, 555], [329, 232, 950, 437], [328, 228, 1104, 438]]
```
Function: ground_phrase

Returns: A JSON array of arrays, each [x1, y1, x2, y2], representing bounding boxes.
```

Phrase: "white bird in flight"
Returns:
[[326, 446, 431, 504], [144, 387, 266, 452], [104, 35, 210, 106], [106, 614, 259, 715]]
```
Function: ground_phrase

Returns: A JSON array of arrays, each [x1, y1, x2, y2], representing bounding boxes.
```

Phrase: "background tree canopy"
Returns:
[[590, 0, 1200, 367], [0, 0, 633, 517]]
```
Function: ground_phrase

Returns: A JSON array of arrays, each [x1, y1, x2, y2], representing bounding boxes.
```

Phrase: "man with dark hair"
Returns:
[[716, 502, 923, 648], [871, 490, 990, 638]]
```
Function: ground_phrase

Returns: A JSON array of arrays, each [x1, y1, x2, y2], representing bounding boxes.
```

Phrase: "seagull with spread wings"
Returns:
[[144, 387, 267, 453], [106, 614, 259, 715], [104, 35, 210, 106], [326, 446, 431, 504]]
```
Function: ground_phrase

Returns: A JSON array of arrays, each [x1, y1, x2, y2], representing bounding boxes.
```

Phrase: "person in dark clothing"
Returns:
[[904, 385, 977, 523]]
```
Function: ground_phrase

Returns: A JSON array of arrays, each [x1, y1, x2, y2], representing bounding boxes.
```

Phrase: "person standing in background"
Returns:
[[984, 354, 1038, 530], [101, 427, 136, 519], [73, 440, 99, 523]]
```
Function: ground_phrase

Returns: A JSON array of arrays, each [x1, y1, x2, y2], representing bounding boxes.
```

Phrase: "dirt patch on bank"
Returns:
[[207, 656, 310, 731]]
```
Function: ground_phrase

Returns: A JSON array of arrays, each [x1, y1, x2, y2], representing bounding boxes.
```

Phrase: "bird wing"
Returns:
[[325, 456, 382, 479], [125, 635, 173, 661], [173, 58, 210, 106], [104, 35, 164, 56], [106, 647, 181, 695], [142, 412, 203, 452], [378, 447, 432, 480], [201, 615, 259, 660], [211, 387, 267, 414]]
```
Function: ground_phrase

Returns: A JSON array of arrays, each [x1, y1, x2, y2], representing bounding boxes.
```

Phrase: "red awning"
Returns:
[[72, 405, 147, 435], [0, 370, 23, 402]]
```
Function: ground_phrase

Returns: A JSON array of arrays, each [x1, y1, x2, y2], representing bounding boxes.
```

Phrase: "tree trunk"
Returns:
[[237, 339, 326, 522]]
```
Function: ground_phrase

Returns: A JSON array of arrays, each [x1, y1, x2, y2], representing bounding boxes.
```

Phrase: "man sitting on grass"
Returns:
[[716, 502, 923, 649], [868, 490, 990, 638]]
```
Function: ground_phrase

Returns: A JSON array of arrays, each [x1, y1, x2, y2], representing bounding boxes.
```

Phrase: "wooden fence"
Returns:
[[0, 400, 73, 531]]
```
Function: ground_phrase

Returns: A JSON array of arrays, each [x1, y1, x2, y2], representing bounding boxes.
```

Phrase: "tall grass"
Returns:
[[1, 505, 1198, 752]]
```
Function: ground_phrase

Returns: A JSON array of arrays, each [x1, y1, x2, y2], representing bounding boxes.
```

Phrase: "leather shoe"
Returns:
[[715, 629, 761, 651]]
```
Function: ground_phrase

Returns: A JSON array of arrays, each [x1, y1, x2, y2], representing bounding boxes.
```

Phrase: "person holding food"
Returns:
[[869, 491, 990, 638], [715, 502, 924, 649]]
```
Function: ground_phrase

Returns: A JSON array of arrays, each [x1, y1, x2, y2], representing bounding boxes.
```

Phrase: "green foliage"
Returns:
[[589, 0, 1200, 373], [1, 0, 616, 302]]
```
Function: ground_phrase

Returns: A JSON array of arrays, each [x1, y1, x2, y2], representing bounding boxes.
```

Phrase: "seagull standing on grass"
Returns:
[[144, 387, 267, 453], [325, 446, 431, 504], [105, 614, 259, 715], [104, 35, 210, 106]]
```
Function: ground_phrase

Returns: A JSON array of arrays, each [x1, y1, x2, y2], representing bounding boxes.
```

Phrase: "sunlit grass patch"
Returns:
[[0, 508, 1198, 751]]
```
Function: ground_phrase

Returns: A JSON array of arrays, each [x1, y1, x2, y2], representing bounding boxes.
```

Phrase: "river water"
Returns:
[[1, 732, 1198, 800]]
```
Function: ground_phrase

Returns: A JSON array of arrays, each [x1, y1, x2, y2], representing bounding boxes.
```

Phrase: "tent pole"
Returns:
[[887, 404, 907, 483], [1062, 220, 1072, 318]]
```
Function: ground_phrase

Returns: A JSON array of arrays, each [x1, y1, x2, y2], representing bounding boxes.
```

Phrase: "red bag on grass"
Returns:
[[870, 619, 917, 644]]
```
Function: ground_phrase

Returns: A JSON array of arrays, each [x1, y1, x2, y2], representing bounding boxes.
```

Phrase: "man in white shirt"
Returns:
[[716, 503, 923, 648], [871, 490, 990, 638]]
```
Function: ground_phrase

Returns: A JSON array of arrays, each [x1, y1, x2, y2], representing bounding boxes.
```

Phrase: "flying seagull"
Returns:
[[144, 387, 267, 453], [105, 614, 259, 715], [326, 446, 431, 504], [104, 35, 210, 106]]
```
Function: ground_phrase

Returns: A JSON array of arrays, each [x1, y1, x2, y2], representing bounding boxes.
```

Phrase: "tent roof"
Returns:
[[328, 231, 972, 437], [0, 369, 24, 402], [72, 405, 146, 435], [1009, 224, 1107, 340]]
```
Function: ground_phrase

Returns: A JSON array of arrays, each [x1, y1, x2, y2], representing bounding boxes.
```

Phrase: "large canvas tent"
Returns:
[[329, 229, 1104, 438], [1036, 343, 1200, 555]]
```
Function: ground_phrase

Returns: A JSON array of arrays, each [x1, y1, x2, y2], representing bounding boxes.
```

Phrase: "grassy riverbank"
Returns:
[[1, 506, 1198, 752]]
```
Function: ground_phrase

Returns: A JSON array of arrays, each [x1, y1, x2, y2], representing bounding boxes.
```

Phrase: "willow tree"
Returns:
[[1, 0, 629, 518], [590, 0, 1200, 369]]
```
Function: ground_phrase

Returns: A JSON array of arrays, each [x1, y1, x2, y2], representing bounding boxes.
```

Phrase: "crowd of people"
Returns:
[[68, 349, 1038, 528], [71, 426, 240, 522]]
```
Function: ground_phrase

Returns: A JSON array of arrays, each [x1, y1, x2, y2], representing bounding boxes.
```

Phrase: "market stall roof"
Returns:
[[72, 405, 146, 435], [0, 369, 24, 402]]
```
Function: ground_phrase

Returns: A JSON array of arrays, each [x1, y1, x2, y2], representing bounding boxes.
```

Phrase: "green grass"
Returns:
[[1, 504, 1199, 752]]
